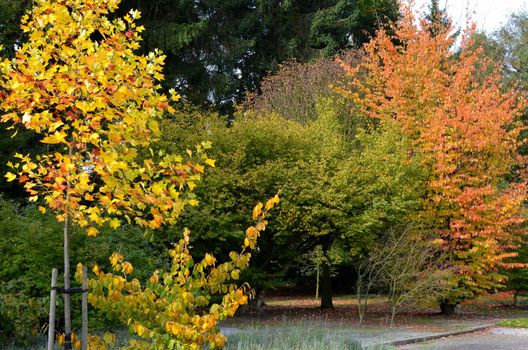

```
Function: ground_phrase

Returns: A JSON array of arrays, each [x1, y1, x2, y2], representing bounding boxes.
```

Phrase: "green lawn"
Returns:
[[497, 318, 528, 328], [224, 323, 394, 350]]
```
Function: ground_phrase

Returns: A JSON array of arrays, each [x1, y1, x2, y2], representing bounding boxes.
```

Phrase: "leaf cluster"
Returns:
[[81, 198, 279, 350]]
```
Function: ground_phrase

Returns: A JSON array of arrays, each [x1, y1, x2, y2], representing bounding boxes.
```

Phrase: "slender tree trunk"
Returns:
[[356, 273, 364, 323], [63, 145, 73, 350], [315, 268, 319, 300], [390, 305, 396, 328], [64, 214, 72, 350], [320, 263, 333, 309]]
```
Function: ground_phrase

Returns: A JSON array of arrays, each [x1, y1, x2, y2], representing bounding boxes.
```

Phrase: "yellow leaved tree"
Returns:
[[79, 195, 280, 349], [0, 0, 219, 348]]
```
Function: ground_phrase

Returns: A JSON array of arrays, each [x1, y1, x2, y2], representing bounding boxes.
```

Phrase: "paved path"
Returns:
[[398, 327, 528, 350]]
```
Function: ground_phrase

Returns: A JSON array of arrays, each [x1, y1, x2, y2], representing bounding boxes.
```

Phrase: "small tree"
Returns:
[[81, 196, 280, 349], [356, 228, 451, 326], [0, 0, 213, 347]]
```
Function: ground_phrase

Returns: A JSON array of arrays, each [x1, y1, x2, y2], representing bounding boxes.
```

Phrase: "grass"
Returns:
[[3, 325, 393, 350], [223, 322, 394, 350], [496, 318, 528, 328], [2, 335, 49, 350]]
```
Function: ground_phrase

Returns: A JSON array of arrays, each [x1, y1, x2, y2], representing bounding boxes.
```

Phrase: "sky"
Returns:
[[414, 0, 528, 33]]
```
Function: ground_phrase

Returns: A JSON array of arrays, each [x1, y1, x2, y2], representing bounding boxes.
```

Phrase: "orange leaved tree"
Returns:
[[335, 2, 527, 311], [0, 0, 213, 346]]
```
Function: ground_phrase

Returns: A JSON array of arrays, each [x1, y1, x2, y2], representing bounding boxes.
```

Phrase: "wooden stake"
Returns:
[[47, 268, 58, 350], [82, 265, 88, 350]]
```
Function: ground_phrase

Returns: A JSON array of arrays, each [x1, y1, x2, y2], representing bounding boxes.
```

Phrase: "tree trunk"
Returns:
[[389, 305, 397, 328], [315, 268, 319, 300], [439, 301, 457, 316], [320, 263, 333, 309], [63, 214, 72, 350]]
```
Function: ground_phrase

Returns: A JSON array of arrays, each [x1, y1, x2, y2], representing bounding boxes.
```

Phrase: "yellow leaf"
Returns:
[[38, 206, 46, 214], [255, 221, 266, 231], [246, 226, 256, 239], [204, 253, 215, 266], [29, 195, 38, 202], [122, 261, 133, 275], [252, 202, 263, 220], [109, 218, 121, 229], [205, 158, 216, 167], [109, 252, 124, 266], [231, 270, 240, 280], [150, 271, 159, 284], [87, 227, 99, 236], [40, 131, 67, 144], [152, 183, 163, 195], [5, 172, 16, 182]]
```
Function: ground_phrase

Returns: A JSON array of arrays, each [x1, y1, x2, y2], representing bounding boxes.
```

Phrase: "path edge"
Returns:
[[383, 324, 493, 347]]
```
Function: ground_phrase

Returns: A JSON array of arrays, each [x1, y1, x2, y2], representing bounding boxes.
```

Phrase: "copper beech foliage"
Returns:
[[335, 2, 528, 299], [0, 0, 215, 235], [76, 195, 280, 350]]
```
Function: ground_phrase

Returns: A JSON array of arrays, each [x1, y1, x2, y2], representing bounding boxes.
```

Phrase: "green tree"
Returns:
[[161, 96, 425, 309], [424, 0, 452, 37], [118, 0, 399, 112]]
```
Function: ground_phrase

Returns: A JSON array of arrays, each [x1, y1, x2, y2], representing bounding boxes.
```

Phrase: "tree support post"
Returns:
[[82, 265, 88, 350], [47, 268, 58, 350]]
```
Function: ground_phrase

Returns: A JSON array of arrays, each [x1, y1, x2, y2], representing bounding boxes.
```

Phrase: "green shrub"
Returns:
[[0, 198, 164, 343]]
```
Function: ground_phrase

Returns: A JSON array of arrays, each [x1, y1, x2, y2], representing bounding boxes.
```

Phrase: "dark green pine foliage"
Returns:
[[1, 0, 399, 112], [424, 0, 452, 37], [504, 241, 528, 305], [118, 0, 399, 113], [0, 0, 32, 58]]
